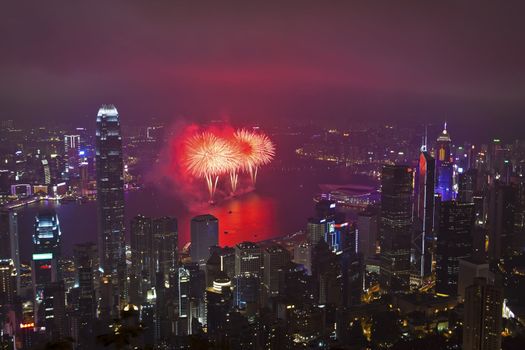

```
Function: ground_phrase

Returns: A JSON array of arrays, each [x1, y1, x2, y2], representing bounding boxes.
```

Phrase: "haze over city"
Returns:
[[1, 2, 525, 350]]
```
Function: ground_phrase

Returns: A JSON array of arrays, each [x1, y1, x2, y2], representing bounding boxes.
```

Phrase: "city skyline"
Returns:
[[2, 2, 525, 350]]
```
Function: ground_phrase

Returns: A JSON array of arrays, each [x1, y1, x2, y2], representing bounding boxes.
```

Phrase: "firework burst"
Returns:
[[184, 132, 240, 200]]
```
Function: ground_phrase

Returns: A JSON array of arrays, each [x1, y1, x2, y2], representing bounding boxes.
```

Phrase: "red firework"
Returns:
[[184, 132, 240, 200], [180, 126, 275, 200]]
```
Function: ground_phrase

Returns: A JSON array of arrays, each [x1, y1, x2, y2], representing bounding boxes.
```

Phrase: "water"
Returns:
[[14, 166, 376, 262]]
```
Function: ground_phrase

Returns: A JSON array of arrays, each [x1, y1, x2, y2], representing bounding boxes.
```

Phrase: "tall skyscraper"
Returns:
[[379, 164, 414, 292], [96, 104, 125, 311], [151, 217, 178, 283], [435, 201, 475, 297], [64, 134, 81, 178], [190, 214, 218, 266], [0, 210, 19, 292], [32, 209, 62, 328], [458, 169, 478, 203], [487, 182, 516, 261], [414, 141, 436, 280], [130, 215, 152, 302], [435, 123, 454, 201], [463, 278, 502, 350], [357, 208, 379, 260], [72, 242, 97, 350], [0, 259, 16, 306], [235, 242, 262, 277], [263, 245, 290, 298]]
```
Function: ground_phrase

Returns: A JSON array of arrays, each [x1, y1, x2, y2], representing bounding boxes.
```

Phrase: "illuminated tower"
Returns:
[[96, 105, 126, 316], [32, 210, 61, 328], [64, 134, 81, 178], [413, 131, 436, 281], [435, 123, 454, 201]]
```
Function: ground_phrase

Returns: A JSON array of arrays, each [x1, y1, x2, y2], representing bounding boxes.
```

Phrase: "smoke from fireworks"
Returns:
[[181, 126, 275, 201]]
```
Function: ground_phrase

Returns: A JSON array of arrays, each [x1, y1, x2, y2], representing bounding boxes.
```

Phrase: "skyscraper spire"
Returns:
[[421, 125, 428, 152]]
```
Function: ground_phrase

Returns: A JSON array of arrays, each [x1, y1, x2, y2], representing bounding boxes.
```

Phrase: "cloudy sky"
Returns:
[[1, 1, 525, 138]]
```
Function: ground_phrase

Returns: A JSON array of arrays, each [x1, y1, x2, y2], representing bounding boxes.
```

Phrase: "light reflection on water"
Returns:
[[14, 168, 375, 262]]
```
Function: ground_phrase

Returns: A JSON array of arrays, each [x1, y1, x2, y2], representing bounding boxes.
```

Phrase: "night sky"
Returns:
[[1, 1, 525, 138]]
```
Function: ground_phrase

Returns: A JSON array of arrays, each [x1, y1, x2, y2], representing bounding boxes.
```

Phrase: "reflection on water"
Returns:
[[14, 168, 376, 262]]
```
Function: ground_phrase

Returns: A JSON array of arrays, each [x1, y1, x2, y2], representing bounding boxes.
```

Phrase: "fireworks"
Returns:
[[182, 127, 275, 201]]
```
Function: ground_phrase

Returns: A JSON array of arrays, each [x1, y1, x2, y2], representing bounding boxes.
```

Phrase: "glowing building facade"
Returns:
[[96, 104, 126, 316], [435, 123, 454, 201], [96, 105, 125, 275]]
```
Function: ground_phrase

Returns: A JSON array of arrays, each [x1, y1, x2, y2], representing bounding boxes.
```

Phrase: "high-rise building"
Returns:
[[293, 242, 313, 275], [34, 210, 61, 257], [64, 134, 81, 178], [487, 182, 516, 261], [42, 281, 67, 341], [0, 211, 19, 292], [130, 215, 152, 302], [151, 217, 178, 283], [130, 215, 178, 302], [458, 169, 478, 203], [357, 208, 379, 260], [96, 104, 125, 312], [32, 209, 62, 328], [190, 214, 218, 266], [435, 123, 454, 201], [463, 278, 502, 350], [435, 201, 475, 297], [414, 145, 435, 280], [0, 259, 16, 306], [379, 164, 414, 292], [72, 242, 97, 350], [235, 242, 262, 277], [263, 245, 290, 298]]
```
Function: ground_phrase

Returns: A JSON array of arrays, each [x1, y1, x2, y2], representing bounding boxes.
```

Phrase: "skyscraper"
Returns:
[[235, 242, 262, 277], [263, 245, 290, 298], [72, 242, 97, 350], [96, 104, 125, 311], [414, 144, 436, 280], [151, 217, 178, 283], [379, 164, 414, 292], [64, 134, 81, 178], [190, 214, 218, 266], [0, 210, 19, 292], [357, 208, 379, 260], [130, 215, 152, 302], [463, 277, 502, 350], [435, 201, 475, 297], [32, 210, 62, 328], [487, 182, 516, 261], [435, 123, 454, 201]]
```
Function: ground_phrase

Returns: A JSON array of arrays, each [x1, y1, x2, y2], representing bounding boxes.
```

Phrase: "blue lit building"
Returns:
[[435, 123, 454, 201], [32, 209, 61, 328]]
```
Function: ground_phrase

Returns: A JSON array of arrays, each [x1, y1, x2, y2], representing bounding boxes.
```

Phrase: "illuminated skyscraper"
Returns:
[[235, 242, 262, 276], [413, 136, 436, 280], [379, 164, 414, 292], [96, 105, 126, 307], [32, 210, 61, 329], [64, 134, 81, 178], [435, 123, 454, 201]]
